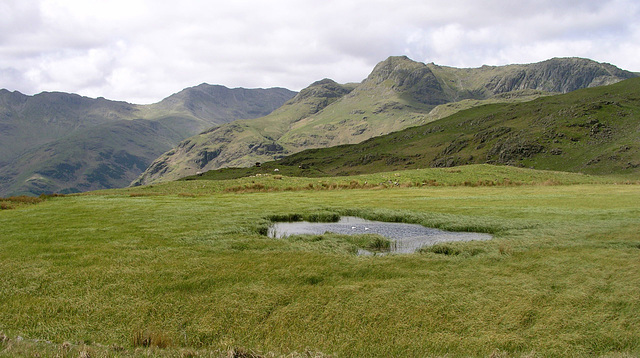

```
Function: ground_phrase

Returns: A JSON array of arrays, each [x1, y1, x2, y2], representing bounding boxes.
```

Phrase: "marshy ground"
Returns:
[[1, 166, 639, 357]]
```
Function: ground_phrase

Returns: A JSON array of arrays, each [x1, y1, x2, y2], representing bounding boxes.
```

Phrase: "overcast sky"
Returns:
[[1, 0, 639, 104]]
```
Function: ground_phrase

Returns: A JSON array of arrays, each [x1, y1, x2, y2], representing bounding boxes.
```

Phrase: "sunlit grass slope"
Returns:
[[1, 167, 639, 357]]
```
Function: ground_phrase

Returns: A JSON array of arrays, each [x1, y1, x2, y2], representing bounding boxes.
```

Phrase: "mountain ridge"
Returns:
[[0, 85, 296, 196], [184, 76, 640, 182], [135, 56, 637, 185]]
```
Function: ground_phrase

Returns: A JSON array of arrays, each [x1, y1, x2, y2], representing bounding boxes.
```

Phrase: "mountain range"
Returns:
[[192, 76, 640, 181], [134, 56, 637, 185], [0, 85, 295, 196], [1, 56, 637, 196]]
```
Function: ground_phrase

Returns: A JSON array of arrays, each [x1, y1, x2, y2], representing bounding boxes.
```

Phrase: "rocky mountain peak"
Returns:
[[291, 78, 354, 103], [363, 56, 447, 105]]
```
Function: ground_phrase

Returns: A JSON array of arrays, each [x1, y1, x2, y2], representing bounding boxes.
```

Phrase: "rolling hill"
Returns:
[[135, 56, 636, 185]]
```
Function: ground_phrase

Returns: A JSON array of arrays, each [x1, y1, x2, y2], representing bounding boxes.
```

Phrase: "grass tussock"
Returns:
[[499, 243, 514, 256], [267, 211, 341, 223], [281, 233, 394, 255], [4, 195, 43, 204], [132, 329, 173, 349], [367, 236, 393, 252], [419, 243, 461, 256]]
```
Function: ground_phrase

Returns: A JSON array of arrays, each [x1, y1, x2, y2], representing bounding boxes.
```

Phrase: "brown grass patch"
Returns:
[[499, 243, 513, 256], [5, 195, 43, 204], [0, 202, 14, 210], [0, 195, 48, 210], [132, 329, 173, 349]]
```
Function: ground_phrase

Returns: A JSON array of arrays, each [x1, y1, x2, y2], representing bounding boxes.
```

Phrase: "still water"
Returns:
[[268, 216, 492, 254]]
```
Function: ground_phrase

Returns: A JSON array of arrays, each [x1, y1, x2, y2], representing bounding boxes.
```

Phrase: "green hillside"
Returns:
[[132, 79, 358, 185], [136, 56, 636, 185], [0, 90, 139, 167], [0, 120, 185, 195], [190, 76, 640, 182]]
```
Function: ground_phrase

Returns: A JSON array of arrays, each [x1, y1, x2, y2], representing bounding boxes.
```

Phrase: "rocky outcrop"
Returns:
[[484, 57, 636, 94]]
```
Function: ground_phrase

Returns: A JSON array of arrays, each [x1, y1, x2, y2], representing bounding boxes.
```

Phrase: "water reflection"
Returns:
[[268, 216, 491, 254]]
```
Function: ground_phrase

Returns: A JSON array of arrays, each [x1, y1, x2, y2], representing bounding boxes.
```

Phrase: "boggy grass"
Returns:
[[283, 233, 394, 255], [418, 242, 486, 257], [253, 211, 342, 236], [267, 211, 341, 223], [1, 184, 639, 357], [262, 205, 519, 238], [339, 207, 520, 235]]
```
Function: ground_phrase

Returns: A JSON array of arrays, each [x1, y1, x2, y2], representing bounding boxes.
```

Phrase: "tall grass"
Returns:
[[1, 177, 639, 357]]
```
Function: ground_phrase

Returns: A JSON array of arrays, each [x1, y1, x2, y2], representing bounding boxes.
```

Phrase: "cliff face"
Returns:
[[134, 56, 637, 186], [482, 58, 636, 94]]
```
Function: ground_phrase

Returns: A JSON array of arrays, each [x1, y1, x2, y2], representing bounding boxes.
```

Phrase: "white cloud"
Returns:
[[1, 0, 639, 104]]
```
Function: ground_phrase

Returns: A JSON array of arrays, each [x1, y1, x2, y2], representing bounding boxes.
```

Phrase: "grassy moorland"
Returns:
[[1, 166, 639, 357]]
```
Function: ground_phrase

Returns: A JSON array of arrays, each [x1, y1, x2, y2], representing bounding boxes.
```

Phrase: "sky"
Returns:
[[1, 0, 639, 104]]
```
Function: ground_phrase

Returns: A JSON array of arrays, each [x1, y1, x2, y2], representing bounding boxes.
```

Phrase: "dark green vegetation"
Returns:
[[192, 76, 640, 182], [0, 85, 296, 196], [136, 56, 636, 185], [1, 165, 639, 357]]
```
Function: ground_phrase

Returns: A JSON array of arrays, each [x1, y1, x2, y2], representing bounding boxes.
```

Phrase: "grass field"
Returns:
[[1, 166, 639, 357]]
